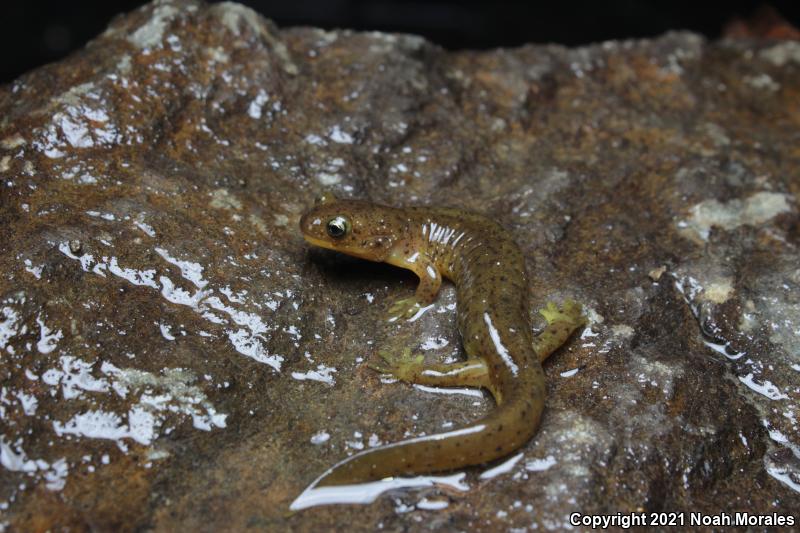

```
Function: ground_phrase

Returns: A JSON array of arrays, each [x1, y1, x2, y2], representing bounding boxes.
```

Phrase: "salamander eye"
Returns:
[[326, 216, 350, 239]]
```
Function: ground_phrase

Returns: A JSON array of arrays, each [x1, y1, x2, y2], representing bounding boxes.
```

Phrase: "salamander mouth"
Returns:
[[302, 234, 381, 261], [302, 234, 335, 250]]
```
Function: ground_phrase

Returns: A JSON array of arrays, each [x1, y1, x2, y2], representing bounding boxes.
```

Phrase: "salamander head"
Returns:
[[299, 193, 399, 262]]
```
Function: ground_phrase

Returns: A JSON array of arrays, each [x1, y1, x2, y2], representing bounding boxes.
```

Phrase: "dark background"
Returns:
[[3, 1, 800, 84]]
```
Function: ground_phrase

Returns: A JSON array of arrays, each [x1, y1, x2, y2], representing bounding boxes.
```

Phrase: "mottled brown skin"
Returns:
[[299, 194, 585, 487]]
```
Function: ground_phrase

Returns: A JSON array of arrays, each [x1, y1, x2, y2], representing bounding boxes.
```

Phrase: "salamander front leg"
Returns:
[[387, 254, 442, 320], [533, 300, 586, 363], [368, 348, 491, 389], [387, 297, 425, 321]]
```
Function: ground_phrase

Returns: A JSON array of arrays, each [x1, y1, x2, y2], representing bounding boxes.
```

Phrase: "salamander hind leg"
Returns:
[[533, 300, 587, 363], [369, 348, 491, 389]]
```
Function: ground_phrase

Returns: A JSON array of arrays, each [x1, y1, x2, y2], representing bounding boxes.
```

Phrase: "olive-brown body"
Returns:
[[299, 196, 583, 487]]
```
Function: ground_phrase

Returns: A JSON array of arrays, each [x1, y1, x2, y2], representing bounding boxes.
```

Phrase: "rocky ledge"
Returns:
[[1, 1, 799, 530]]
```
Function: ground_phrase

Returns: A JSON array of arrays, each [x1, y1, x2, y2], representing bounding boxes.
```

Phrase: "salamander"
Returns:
[[299, 193, 585, 487]]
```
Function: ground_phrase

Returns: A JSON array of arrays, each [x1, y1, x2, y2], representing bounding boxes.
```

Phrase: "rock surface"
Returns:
[[1, 0, 800, 530]]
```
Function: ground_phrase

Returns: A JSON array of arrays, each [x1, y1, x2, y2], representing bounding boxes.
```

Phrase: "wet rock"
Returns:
[[1, 0, 799, 530]]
